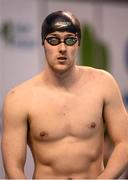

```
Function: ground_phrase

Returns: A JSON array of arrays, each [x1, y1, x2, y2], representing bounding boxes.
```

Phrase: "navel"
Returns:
[[90, 122, 96, 128]]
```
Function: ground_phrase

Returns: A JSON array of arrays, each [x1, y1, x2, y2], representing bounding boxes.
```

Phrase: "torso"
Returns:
[[25, 66, 105, 179]]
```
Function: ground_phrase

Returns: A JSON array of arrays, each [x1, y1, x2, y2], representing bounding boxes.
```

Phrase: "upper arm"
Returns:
[[1, 89, 28, 172], [103, 73, 128, 144]]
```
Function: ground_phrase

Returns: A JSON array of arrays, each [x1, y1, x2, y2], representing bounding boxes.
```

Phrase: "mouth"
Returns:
[[57, 57, 67, 63]]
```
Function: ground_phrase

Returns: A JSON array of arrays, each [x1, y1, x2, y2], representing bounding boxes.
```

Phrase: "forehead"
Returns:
[[46, 31, 75, 38]]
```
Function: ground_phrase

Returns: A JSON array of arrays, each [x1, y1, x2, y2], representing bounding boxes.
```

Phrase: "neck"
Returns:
[[43, 65, 79, 89]]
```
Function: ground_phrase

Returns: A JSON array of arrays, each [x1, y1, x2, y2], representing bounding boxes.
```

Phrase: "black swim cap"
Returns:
[[41, 11, 81, 45]]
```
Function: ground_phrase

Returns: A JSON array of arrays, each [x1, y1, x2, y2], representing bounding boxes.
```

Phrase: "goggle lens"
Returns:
[[65, 37, 77, 46]]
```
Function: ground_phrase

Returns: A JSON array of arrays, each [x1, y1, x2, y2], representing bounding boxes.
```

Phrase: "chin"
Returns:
[[52, 64, 73, 74]]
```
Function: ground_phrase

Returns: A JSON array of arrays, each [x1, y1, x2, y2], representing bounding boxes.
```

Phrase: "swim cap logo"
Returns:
[[55, 21, 71, 28]]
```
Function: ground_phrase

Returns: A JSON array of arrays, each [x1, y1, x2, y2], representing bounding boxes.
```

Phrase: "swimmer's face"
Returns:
[[44, 31, 79, 74]]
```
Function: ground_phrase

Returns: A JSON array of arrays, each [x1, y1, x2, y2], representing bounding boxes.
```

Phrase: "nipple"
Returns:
[[90, 122, 96, 128], [40, 131, 48, 137], [10, 90, 15, 94]]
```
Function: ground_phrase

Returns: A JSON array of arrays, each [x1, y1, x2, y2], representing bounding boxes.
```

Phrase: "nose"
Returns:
[[59, 42, 66, 54]]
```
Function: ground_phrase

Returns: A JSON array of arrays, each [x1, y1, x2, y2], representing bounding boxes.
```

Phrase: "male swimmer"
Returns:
[[2, 11, 128, 179]]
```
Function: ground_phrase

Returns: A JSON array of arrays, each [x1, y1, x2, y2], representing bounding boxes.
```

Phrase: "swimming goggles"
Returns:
[[46, 36, 78, 46]]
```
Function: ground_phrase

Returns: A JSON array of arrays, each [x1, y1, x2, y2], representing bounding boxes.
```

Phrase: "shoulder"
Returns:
[[79, 65, 115, 82], [3, 73, 42, 111], [78, 66, 120, 93]]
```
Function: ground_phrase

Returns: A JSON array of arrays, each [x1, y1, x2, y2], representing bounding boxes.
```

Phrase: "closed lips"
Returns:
[[57, 57, 67, 60]]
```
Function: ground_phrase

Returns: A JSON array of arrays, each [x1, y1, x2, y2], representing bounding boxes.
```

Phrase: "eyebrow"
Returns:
[[47, 33, 75, 38]]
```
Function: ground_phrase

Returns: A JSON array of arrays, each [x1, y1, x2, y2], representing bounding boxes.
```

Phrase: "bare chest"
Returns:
[[28, 87, 104, 141]]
